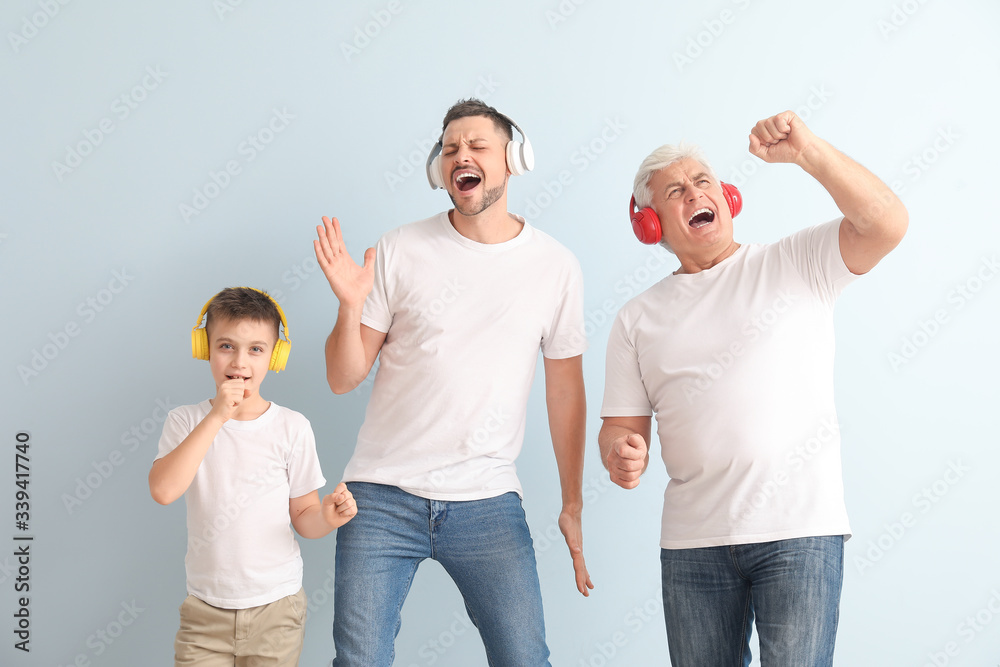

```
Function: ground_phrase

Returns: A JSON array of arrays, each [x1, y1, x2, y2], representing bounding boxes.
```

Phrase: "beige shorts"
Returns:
[[174, 588, 307, 666]]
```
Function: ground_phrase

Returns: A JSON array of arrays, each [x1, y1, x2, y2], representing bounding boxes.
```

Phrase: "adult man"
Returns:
[[315, 99, 592, 666], [600, 111, 907, 666]]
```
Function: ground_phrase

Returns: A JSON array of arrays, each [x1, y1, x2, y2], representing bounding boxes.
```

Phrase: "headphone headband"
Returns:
[[191, 287, 291, 372]]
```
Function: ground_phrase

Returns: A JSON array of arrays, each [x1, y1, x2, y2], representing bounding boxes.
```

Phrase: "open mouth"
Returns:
[[455, 171, 482, 192], [226, 374, 249, 381], [688, 208, 716, 229]]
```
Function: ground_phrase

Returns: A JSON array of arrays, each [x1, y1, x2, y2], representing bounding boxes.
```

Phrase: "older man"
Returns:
[[600, 111, 907, 666], [316, 99, 592, 666]]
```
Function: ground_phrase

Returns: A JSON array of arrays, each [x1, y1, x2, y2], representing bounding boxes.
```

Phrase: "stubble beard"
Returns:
[[449, 177, 507, 217]]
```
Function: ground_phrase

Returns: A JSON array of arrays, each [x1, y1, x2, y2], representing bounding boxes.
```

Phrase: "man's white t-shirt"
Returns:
[[156, 401, 326, 608], [342, 212, 587, 501], [602, 219, 857, 549]]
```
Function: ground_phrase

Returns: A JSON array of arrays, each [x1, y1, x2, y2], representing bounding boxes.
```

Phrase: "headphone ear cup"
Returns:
[[426, 143, 446, 190], [269, 340, 290, 372], [506, 140, 526, 176], [721, 182, 743, 217], [191, 327, 210, 361], [432, 154, 445, 189], [629, 196, 662, 245]]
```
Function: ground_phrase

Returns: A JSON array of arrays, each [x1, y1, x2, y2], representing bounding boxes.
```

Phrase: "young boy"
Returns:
[[149, 286, 356, 666]]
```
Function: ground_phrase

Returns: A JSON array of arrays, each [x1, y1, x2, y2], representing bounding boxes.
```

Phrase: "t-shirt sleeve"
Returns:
[[155, 407, 195, 461], [361, 235, 393, 333], [541, 253, 588, 359], [600, 310, 654, 418], [778, 217, 858, 306], [286, 417, 327, 498]]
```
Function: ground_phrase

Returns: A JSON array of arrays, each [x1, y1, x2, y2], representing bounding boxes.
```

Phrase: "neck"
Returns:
[[675, 241, 741, 275], [448, 200, 522, 244]]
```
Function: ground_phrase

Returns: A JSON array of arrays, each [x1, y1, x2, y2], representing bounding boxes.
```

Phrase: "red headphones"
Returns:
[[629, 182, 743, 245]]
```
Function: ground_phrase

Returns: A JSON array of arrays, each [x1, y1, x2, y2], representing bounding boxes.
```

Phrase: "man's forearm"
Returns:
[[324, 304, 372, 394], [549, 398, 586, 510], [797, 139, 907, 240], [544, 356, 587, 510]]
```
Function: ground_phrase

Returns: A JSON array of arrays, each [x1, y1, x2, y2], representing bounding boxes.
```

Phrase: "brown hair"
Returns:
[[205, 287, 281, 341], [441, 98, 513, 142]]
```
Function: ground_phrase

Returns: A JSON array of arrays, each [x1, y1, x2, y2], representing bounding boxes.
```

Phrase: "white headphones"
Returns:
[[425, 113, 534, 190]]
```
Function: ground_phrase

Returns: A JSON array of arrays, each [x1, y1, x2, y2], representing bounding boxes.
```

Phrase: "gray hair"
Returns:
[[632, 142, 716, 210]]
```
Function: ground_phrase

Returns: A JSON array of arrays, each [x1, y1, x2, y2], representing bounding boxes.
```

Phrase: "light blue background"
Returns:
[[2, 1, 998, 665]]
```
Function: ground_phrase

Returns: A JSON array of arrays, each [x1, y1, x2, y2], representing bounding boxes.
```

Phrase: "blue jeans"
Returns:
[[332, 482, 550, 667], [660, 536, 844, 667]]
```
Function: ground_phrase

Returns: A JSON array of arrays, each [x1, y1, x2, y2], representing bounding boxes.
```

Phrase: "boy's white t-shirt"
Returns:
[[156, 401, 326, 608], [602, 219, 857, 549], [342, 212, 587, 501]]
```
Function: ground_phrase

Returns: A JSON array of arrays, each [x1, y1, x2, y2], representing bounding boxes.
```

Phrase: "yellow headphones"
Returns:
[[191, 287, 291, 372]]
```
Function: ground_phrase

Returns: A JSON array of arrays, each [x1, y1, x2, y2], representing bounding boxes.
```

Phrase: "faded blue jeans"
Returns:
[[332, 482, 550, 667], [660, 535, 845, 666]]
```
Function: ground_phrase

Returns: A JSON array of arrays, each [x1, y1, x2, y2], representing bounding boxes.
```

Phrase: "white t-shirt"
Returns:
[[343, 212, 587, 501], [156, 401, 326, 608], [601, 218, 857, 549]]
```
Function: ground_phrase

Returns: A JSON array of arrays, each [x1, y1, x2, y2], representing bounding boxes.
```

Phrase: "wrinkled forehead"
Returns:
[[652, 158, 715, 189], [661, 157, 713, 179]]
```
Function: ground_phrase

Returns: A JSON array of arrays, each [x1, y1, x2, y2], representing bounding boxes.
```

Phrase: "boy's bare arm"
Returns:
[[148, 379, 247, 505], [289, 483, 357, 539]]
